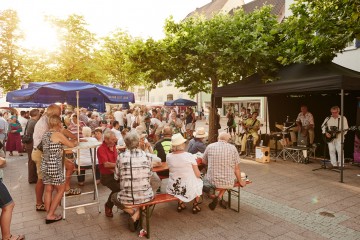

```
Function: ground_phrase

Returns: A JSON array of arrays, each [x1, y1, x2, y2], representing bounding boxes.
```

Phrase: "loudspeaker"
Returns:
[[255, 146, 270, 163], [215, 97, 222, 108]]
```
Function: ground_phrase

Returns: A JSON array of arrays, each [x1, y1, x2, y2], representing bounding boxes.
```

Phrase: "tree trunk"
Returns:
[[208, 77, 219, 144]]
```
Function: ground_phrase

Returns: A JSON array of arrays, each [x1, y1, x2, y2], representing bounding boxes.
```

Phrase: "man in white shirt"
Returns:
[[321, 106, 349, 168], [126, 109, 133, 130], [113, 107, 125, 131], [18, 111, 28, 137], [145, 116, 164, 143]]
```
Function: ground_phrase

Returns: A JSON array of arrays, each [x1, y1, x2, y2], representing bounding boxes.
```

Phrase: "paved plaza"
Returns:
[[2, 119, 360, 240]]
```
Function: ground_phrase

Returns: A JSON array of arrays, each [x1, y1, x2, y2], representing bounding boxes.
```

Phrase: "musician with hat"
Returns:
[[240, 111, 260, 155], [321, 106, 348, 168]]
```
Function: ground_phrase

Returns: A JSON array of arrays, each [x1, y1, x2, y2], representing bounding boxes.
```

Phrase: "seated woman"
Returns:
[[112, 132, 161, 232], [75, 127, 100, 186], [187, 127, 208, 154], [40, 115, 78, 224], [166, 133, 203, 214]]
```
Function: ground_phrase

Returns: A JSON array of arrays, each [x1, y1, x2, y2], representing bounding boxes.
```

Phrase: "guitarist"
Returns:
[[290, 105, 315, 146], [321, 106, 349, 168], [240, 111, 260, 155]]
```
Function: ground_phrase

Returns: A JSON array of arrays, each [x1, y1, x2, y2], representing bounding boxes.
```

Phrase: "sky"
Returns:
[[1, 0, 218, 51]]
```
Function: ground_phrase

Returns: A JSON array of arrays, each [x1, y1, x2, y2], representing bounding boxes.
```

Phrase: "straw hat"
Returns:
[[193, 127, 208, 138], [171, 133, 187, 146]]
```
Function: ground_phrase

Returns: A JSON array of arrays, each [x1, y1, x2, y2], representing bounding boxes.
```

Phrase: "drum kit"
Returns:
[[270, 121, 296, 157]]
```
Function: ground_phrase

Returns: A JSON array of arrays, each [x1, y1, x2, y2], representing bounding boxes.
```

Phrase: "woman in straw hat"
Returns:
[[187, 127, 208, 154], [166, 133, 203, 214]]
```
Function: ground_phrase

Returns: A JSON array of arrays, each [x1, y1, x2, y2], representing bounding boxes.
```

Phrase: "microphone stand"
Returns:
[[313, 116, 331, 171]]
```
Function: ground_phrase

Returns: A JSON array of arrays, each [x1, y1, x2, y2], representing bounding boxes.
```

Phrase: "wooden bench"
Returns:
[[128, 193, 178, 239], [216, 181, 251, 212]]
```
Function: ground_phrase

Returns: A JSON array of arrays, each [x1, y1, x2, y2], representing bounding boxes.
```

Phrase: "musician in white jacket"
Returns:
[[321, 106, 348, 168]]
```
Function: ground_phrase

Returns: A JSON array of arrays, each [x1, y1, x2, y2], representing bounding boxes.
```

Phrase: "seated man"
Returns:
[[153, 126, 173, 162], [187, 127, 208, 154], [97, 131, 119, 218], [290, 105, 315, 146], [240, 111, 260, 155], [111, 132, 160, 232], [202, 132, 246, 210]]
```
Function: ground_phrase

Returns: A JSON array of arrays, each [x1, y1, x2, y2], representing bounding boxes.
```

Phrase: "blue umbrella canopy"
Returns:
[[6, 80, 135, 112], [164, 98, 197, 106]]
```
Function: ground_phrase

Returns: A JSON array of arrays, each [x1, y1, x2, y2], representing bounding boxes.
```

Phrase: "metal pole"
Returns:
[[340, 89, 344, 183]]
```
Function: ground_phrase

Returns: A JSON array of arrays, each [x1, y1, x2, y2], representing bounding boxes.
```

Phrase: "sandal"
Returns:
[[192, 200, 201, 214], [177, 201, 186, 212], [45, 214, 62, 224], [4, 234, 25, 240], [65, 188, 81, 196], [36, 203, 46, 211]]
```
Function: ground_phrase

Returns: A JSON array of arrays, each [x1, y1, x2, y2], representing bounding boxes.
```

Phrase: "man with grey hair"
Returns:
[[202, 132, 246, 210], [112, 131, 161, 232], [97, 130, 119, 218]]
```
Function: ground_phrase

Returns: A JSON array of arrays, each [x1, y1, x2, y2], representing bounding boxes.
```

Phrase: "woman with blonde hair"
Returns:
[[40, 115, 78, 224], [166, 133, 203, 214]]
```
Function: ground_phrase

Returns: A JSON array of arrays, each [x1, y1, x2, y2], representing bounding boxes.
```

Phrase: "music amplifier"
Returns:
[[255, 146, 270, 163]]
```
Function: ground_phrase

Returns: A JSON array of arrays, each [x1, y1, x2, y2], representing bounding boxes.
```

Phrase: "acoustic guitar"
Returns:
[[324, 126, 359, 143]]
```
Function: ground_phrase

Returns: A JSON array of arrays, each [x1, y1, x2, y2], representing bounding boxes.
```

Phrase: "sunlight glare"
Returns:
[[19, 13, 59, 52]]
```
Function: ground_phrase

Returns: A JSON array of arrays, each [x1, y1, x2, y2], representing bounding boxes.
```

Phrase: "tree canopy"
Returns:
[[278, 0, 360, 64], [0, 9, 24, 92]]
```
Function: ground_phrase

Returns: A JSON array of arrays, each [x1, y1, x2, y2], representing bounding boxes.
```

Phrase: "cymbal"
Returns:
[[275, 124, 284, 131]]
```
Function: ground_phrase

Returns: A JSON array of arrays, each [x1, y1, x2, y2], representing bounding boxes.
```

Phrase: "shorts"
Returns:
[[0, 180, 13, 208], [32, 148, 43, 179]]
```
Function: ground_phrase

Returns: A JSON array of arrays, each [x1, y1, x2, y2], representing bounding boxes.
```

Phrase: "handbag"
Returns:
[[21, 122, 33, 144], [22, 134, 32, 144]]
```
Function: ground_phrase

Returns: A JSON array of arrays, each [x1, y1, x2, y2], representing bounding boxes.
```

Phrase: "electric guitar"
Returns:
[[324, 126, 360, 143]]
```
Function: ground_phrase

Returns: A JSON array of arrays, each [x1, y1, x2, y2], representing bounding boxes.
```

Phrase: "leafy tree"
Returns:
[[278, 0, 360, 64], [21, 49, 59, 83], [0, 9, 24, 92], [47, 14, 106, 83], [162, 7, 280, 142], [98, 30, 145, 90]]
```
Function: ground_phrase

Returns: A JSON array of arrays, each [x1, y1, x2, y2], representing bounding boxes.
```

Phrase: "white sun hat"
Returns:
[[171, 133, 187, 146], [193, 127, 208, 138]]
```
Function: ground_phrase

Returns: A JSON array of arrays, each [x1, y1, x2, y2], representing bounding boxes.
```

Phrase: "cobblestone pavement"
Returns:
[[2, 119, 360, 240]]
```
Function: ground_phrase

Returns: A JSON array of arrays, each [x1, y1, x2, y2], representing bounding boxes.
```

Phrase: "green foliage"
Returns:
[[278, 0, 360, 64], [98, 30, 144, 90], [163, 7, 280, 96], [47, 14, 107, 83], [0, 9, 24, 92]]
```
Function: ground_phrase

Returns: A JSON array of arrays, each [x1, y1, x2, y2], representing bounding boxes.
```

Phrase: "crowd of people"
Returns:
[[0, 103, 249, 236]]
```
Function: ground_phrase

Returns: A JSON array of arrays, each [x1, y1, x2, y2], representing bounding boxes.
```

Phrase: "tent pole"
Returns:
[[265, 97, 268, 135], [76, 91, 80, 142], [340, 89, 344, 183], [76, 91, 80, 174]]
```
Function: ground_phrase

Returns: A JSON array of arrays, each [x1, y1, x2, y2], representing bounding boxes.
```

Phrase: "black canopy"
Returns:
[[215, 63, 360, 97], [215, 62, 360, 183]]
